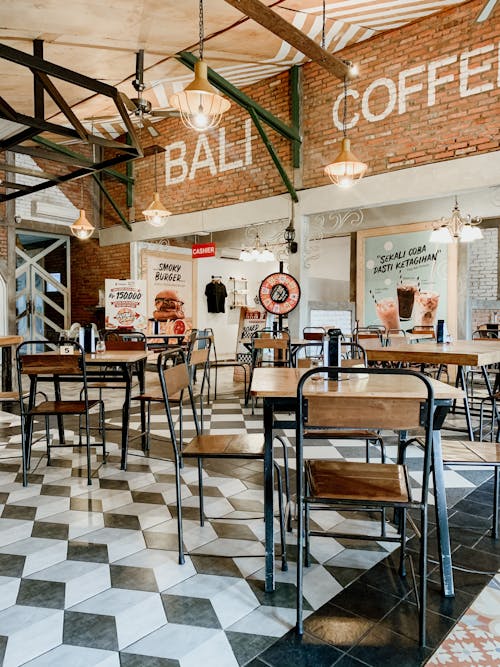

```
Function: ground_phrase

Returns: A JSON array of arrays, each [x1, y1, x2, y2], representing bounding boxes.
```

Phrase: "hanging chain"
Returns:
[[154, 149, 158, 191], [321, 0, 326, 49], [342, 76, 348, 137], [199, 0, 204, 60]]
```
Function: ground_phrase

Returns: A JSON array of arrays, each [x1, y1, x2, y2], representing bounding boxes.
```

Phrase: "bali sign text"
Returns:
[[164, 118, 253, 186]]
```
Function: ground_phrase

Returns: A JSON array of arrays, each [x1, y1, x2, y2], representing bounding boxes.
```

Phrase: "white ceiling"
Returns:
[[0, 0, 483, 140]]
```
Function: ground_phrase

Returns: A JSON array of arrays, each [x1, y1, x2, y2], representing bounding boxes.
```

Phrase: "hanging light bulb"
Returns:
[[142, 148, 171, 227], [71, 209, 94, 240], [324, 75, 367, 188], [70, 178, 95, 240], [168, 0, 230, 131], [320, 0, 366, 188]]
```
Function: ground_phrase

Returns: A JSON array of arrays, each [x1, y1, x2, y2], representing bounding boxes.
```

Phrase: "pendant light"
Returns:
[[142, 147, 171, 227], [430, 196, 483, 244], [324, 73, 367, 188], [168, 0, 230, 131], [321, 2, 366, 188], [70, 178, 95, 240]]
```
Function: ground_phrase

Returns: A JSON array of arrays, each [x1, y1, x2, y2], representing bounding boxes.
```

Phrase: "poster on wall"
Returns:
[[363, 229, 448, 331], [105, 279, 148, 330], [140, 249, 195, 338], [236, 306, 267, 360]]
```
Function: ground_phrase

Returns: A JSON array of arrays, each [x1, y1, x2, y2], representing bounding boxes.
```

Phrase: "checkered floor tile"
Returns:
[[0, 370, 495, 666]]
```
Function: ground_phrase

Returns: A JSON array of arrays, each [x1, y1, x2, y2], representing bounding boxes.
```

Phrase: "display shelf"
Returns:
[[229, 277, 248, 309]]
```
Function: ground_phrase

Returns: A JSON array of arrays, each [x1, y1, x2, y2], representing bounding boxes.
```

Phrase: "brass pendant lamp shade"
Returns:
[[168, 0, 230, 131], [70, 178, 94, 240], [143, 192, 171, 227], [321, 0, 366, 189], [169, 60, 230, 131], [70, 209, 94, 240], [324, 136, 368, 188], [142, 148, 171, 227]]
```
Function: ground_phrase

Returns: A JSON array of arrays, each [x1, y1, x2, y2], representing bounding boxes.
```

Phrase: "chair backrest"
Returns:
[[411, 326, 436, 338], [18, 351, 84, 376], [473, 329, 499, 339], [16, 340, 92, 410], [303, 327, 325, 341], [353, 327, 383, 343], [157, 347, 191, 398], [340, 341, 367, 366], [296, 366, 435, 501], [104, 330, 147, 350], [157, 348, 200, 452], [251, 329, 291, 366]]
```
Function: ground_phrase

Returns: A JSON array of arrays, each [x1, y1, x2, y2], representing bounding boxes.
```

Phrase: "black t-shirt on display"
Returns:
[[205, 280, 228, 313]]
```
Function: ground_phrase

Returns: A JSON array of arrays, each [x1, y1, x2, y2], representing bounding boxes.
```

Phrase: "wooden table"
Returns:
[[1, 335, 23, 394], [86, 350, 148, 469], [250, 366, 464, 597], [362, 339, 500, 440]]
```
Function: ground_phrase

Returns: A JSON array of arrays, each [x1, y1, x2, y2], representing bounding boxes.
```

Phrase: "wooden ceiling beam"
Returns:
[[223, 0, 352, 81]]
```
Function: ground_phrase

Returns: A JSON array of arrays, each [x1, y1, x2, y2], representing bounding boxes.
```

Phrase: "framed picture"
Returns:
[[356, 221, 457, 334]]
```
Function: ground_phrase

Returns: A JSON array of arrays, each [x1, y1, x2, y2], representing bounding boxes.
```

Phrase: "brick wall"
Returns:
[[67, 0, 499, 321], [70, 239, 131, 325], [468, 228, 498, 299], [99, 74, 292, 229], [95, 0, 500, 229], [303, 0, 500, 188]]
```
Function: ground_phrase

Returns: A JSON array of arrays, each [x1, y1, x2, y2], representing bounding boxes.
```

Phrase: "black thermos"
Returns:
[[323, 328, 342, 380]]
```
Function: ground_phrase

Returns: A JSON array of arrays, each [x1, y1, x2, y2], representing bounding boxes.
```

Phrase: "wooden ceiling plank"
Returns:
[[223, 0, 351, 80]]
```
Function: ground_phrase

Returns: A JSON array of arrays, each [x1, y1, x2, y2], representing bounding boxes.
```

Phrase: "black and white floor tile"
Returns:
[[0, 372, 496, 666]]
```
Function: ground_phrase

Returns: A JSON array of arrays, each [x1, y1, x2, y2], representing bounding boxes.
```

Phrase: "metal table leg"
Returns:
[[263, 396, 275, 593]]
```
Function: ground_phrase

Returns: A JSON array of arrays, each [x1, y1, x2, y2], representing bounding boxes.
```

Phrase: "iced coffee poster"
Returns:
[[140, 249, 194, 338], [363, 230, 448, 331], [105, 279, 147, 330]]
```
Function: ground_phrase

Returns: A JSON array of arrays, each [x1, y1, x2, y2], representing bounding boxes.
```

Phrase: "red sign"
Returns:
[[192, 242, 216, 259]]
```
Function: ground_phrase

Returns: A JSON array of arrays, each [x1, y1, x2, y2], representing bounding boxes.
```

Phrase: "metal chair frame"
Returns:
[[295, 366, 435, 647], [16, 340, 105, 486], [157, 348, 289, 570]]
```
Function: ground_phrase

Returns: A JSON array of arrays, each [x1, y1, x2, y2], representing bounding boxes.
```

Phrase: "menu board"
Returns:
[[363, 230, 448, 330], [105, 279, 147, 330]]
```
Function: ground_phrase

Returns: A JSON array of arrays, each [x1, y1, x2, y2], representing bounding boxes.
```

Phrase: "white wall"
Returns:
[[196, 255, 278, 355]]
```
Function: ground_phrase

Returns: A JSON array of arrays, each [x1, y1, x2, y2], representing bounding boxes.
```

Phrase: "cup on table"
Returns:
[[375, 297, 401, 332], [95, 339, 106, 354], [413, 291, 440, 326], [397, 284, 417, 320]]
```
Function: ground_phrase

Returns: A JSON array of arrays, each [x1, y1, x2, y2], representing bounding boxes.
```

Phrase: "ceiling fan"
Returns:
[[87, 50, 178, 137]]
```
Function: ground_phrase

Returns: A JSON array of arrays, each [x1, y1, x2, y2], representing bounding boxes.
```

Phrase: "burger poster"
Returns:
[[105, 279, 147, 330], [140, 249, 194, 337]]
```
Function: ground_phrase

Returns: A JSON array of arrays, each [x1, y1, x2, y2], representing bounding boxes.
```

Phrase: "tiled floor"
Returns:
[[0, 370, 499, 666]]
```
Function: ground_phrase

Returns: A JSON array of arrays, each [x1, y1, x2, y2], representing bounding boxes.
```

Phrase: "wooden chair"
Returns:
[[440, 439, 500, 538], [206, 332, 248, 404], [298, 342, 385, 463], [157, 348, 288, 570], [353, 326, 384, 345], [302, 327, 326, 360], [295, 366, 435, 647], [16, 340, 105, 486], [83, 330, 147, 444], [246, 329, 291, 408]]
